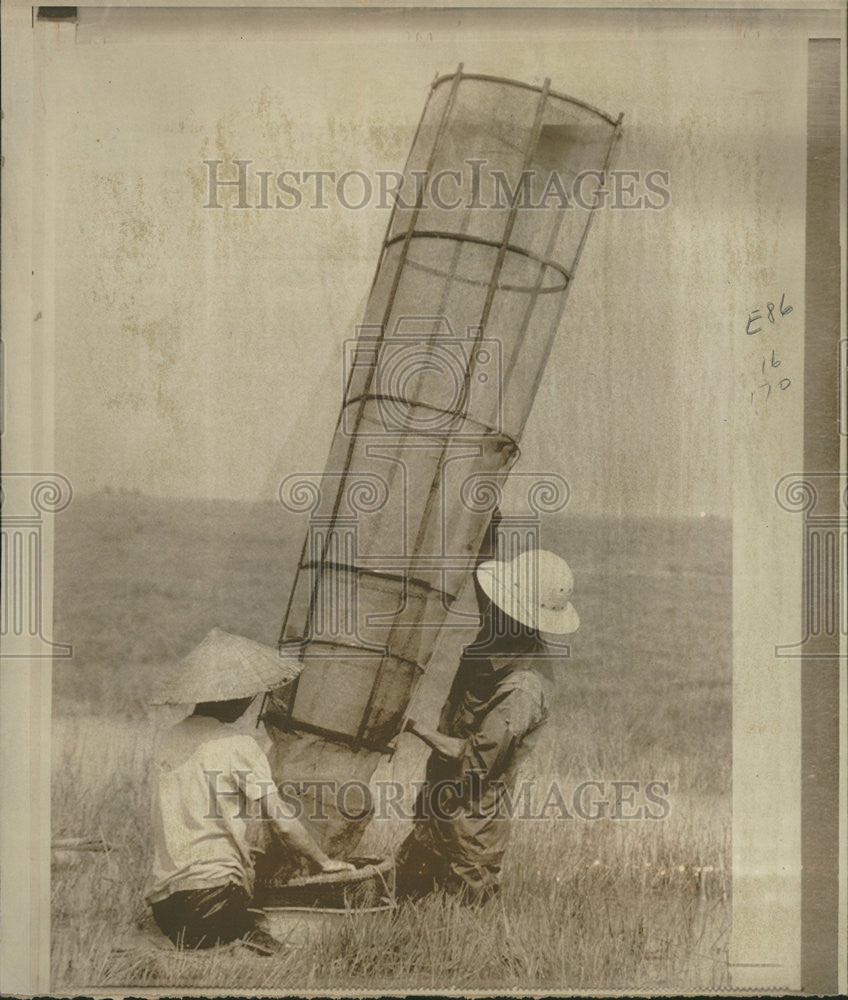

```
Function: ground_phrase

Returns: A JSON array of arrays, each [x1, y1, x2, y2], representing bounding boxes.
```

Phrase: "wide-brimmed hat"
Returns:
[[475, 549, 580, 637], [152, 627, 303, 705]]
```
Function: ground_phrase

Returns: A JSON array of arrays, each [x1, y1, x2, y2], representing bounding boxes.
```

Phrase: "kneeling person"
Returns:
[[146, 628, 352, 950], [396, 550, 579, 905]]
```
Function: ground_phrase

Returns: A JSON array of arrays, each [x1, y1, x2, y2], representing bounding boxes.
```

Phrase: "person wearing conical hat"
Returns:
[[146, 628, 353, 952], [395, 547, 579, 905]]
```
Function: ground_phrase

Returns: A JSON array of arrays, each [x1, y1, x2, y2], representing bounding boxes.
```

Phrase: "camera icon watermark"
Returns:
[[343, 316, 503, 438]]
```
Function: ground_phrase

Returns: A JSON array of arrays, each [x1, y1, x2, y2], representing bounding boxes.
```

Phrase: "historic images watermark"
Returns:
[[203, 772, 672, 823], [279, 313, 577, 657], [202, 159, 672, 212], [343, 316, 505, 438], [774, 471, 847, 658], [0, 472, 74, 657]]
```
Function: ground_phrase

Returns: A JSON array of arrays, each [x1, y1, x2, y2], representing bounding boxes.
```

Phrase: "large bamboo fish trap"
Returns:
[[265, 68, 622, 852]]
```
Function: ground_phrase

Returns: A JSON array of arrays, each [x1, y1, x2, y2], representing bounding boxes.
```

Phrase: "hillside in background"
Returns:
[[52, 493, 732, 988], [53, 492, 731, 729]]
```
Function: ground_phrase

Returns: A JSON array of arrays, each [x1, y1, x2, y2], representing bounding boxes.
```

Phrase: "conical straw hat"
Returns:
[[152, 627, 303, 705], [475, 549, 580, 637]]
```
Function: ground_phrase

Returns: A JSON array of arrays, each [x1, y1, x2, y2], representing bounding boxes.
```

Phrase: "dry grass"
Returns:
[[51, 495, 731, 991]]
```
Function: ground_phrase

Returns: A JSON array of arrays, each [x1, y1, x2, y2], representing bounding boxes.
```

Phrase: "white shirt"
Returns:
[[146, 715, 274, 904]]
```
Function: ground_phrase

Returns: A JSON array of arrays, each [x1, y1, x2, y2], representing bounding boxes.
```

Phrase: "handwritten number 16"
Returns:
[[761, 350, 781, 374]]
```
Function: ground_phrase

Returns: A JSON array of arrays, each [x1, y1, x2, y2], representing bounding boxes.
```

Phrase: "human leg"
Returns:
[[393, 831, 450, 901], [445, 859, 501, 906], [151, 883, 255, 949]]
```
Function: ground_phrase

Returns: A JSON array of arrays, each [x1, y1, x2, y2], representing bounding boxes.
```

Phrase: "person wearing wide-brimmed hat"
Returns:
[[146, 628, 352, 952], [395, 548, 579, 905]]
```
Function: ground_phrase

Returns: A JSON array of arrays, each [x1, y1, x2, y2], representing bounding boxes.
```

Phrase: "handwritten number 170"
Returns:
[[752, 350, 790, 401], [752, 380, 791, 402]]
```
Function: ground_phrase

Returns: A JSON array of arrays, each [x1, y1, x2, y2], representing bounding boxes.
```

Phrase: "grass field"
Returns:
[[52, 493, 731, 991]]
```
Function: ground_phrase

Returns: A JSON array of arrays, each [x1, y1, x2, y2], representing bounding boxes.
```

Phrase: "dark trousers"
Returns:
[[394, 832, 499, 906], [151, 882, 256, 949]]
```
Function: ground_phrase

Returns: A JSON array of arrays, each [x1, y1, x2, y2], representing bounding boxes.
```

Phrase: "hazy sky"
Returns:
[[45, 7, 818, 517]]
